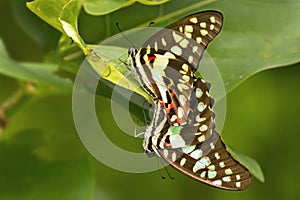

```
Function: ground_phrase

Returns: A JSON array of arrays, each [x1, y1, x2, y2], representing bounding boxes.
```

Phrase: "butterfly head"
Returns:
[[128, 47, 138, 58]]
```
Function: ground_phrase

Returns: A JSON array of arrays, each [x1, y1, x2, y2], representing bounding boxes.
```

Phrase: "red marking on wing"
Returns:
[[165, 102, 175, 114], [148, 55, 156, 61]]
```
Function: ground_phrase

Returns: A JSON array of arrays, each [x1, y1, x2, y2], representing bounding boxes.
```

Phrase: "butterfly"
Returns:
[[128, 10, 252, 190]]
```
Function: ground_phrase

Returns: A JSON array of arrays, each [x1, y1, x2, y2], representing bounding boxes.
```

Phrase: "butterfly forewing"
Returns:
[[140, 11, 223, 72], [131, 11, 223, 125]]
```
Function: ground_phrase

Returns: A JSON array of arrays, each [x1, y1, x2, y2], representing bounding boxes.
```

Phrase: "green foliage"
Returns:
[[83, 0, 170, 15], [0, 0, 300, 199]]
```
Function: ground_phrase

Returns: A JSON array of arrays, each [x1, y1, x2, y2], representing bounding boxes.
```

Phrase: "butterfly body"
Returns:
[[129, 10, 252, 190]]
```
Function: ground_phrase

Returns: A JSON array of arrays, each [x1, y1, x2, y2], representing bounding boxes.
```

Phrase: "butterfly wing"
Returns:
[[131, 11, 223, 125], [157, 133, 252, 190], [156, 78, 252, 190], [141, 10, 223, 72]]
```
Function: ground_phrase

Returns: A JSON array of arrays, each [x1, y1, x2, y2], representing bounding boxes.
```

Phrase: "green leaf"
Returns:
[[228, 146, 265, 183], [138, 0, 170, 5], [204, 0, 300, 93], [0, 38, 72, 93], [83, 0, 169, 16], [86, 45, 153, 103], [59, 0, 88, 54], [26, 0, 70, 33], [11, 0, 61, 50], [0, 130, 93, 200], [27, 0, 88, 54], [83, 0, 133, 16]]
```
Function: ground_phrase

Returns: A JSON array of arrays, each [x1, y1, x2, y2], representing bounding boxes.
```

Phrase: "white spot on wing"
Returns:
[[179, 39, 189, 48], [182, 145, 196, 154], [200, 29, 208, 36], [163, 149, 168, 157], [199, 125, 208, 132], [225, 168, 233, 175], [208, 171, 217, 179], [200, 171, 206, 178], [196, 37, 202, 44], [172, 31, 183, 42], [180, 158, 186, 166], [177, 107, 184, 118], [179, 26, 183, 33], [190, 149, 202, 159], [169, 134, 185, 148], [171, 46, 182, 56], [189, 17, 198, 23], [198, 135, 205, 142], [182, 75, 190, 82], [182, 64, 189, 72], [200, 156, 211, 166], [210, 16, 216, 23], [172, 152, 177, 162], [192, 45, 199, 53], [197, 102, 206, 112], [161, 37, 166, 46], [212, 180, 222, 186], [193, 160, 205, 172], [184, 25, 193, 33], [146, 45, 151, 54], [188, 56, 193, 63], [214, 153, 220, 160], [196, 88, 203, 98], [208, 165, 215, 171], [222, 176, 231, 182], [210, 142, 215, 149], [178, 83, 189, 92], [200, 22, 206, 28], [154, 42, 158, 51], [219, 161, 225, 168], [170, 115, 177, 122], [164, 52, 176, 59], [185, 33, 192, 38]]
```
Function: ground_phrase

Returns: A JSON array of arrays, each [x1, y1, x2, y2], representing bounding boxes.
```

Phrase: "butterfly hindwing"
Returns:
[[157, 131, 252, 190], [156, 79, 252, 190]]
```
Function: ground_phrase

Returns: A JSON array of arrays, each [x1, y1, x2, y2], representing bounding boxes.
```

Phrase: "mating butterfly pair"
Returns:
[[128, 11, 251, 190]]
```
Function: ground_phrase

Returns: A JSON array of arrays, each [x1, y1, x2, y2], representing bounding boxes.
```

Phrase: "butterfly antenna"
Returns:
[[115, 22, 136, 48], [155, 157, 175, 180], [156, 157, 166, 179]]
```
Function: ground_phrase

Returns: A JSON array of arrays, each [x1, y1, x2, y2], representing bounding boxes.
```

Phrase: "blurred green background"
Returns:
[[0, 0, 300, 199]]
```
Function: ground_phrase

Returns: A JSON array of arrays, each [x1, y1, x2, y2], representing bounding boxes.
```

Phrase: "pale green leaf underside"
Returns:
[[83, 0, 170, 16], [0, 39, 72, 92], [228, 146, 265, 183]]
